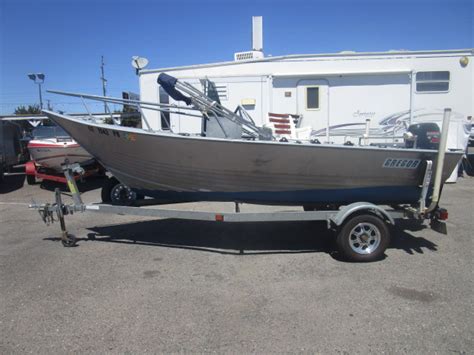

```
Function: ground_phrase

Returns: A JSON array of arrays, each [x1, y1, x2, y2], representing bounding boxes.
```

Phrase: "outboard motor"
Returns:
[[405, 122, 440, 149]]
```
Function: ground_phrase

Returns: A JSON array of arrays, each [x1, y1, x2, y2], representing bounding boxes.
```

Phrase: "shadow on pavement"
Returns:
[[45, 219, 333, 256], [44, 217, 439, 259], [390, 220, 438, 255]]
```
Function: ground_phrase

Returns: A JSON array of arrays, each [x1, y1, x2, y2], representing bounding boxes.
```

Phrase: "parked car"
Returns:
[[0, 120, 28, 182]]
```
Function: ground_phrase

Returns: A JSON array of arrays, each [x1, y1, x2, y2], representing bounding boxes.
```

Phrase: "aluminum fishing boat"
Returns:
[[41, 110, 461, 206], [27, 125, 93, 172], [29, 74, 463, 262], [42, 73, 463, 206]]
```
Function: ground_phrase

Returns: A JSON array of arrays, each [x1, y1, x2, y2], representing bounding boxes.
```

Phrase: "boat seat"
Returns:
[[265, 113, 312, 140]]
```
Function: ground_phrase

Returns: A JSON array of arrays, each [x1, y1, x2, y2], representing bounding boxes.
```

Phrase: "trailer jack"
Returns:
[[31, 163, 85, 247]]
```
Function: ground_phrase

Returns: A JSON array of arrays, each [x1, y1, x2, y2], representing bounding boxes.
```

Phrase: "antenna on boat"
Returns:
[[131, 56, 149, 75]]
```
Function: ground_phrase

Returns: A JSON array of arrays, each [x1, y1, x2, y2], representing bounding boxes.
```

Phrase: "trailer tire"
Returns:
[[61, 233, 77, 247], [101, 177, 114, 203], [336, 214, 390, 262], [101, 177, 143, 205], [26, 174, 36, 185]]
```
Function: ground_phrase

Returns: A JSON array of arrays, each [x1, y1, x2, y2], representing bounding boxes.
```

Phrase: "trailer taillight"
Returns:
[[436, 208, 449, 220]]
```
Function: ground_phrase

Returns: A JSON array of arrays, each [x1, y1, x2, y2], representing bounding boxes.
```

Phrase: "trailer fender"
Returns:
[[330, 202, 395, 226]]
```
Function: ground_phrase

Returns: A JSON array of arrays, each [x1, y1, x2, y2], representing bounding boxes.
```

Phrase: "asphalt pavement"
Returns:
[[0, 173, 472, 353]]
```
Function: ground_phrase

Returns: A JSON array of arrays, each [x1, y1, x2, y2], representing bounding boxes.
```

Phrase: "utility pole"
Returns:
[[100, 55, 108, 113]]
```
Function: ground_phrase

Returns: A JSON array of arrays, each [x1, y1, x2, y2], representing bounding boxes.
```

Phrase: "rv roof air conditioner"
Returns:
[[234, 16, 264, 62], [234, 51, 264, 61]]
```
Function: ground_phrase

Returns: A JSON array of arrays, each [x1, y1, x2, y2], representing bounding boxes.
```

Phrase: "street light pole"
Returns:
[[28, 73, 45, 110], [38, 81, 43, 109]]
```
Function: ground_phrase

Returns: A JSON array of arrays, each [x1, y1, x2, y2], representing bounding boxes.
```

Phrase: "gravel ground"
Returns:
[[0, 173, 472, 353]]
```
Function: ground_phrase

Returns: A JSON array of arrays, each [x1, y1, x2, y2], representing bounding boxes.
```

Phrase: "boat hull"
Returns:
[[44, 111, 462, 205], [28, 139, 93, 172]]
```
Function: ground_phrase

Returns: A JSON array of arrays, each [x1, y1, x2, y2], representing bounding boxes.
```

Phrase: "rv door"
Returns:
[[297, 79, 329, 141]]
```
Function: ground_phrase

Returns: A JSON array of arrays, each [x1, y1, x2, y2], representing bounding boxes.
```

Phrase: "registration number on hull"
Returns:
[[87, 126, 137, 141], [383, 158, 421, 169]]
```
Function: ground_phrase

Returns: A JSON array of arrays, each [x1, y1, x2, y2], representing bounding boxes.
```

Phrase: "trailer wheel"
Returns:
[[336, 214, 390, 262], [26, 174, 36, 185], [101, 177, 114, 203], [61, 233, 77, 247], [101, 177, 143, 205]]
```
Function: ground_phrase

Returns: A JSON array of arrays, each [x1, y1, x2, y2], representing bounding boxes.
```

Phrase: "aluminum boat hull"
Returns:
[[44, 110, 462, 205]]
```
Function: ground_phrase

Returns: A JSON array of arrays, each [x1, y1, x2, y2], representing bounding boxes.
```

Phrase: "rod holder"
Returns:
[[425, 108, 451, 214]]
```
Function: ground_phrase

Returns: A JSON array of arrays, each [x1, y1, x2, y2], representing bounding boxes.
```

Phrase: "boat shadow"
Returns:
[[46, 217, 438, 259], [85, 219, 334, 256]]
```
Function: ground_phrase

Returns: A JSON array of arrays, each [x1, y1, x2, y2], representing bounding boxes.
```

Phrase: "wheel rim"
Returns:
[[348, 222, 381, 255], [110, 184, 136, 204]]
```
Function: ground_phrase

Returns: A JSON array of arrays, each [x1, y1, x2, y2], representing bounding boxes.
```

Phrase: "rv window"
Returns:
[[306, 87, 319, 109], [416, 71, 450, 92]]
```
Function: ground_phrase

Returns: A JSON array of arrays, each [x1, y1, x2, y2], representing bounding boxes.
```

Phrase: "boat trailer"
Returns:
[[28, 109, 454, 262], [28, 157, 448, 262]]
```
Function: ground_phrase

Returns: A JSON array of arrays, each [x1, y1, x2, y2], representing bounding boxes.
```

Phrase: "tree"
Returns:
[[13, 105, 54, 130], [14, 104, 41, 115], [120, 105, 142, 128], [103, 105, 142, 127]]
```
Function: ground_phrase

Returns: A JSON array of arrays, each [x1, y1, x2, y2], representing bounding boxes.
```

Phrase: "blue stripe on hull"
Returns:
[[135, 186, 423, 206]]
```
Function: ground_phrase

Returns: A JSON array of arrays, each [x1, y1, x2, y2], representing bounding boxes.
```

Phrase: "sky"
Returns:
[[0, 0, 472, 115]]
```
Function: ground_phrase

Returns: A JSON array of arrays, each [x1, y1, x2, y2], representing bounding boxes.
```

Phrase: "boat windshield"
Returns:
[[32, 126, 69, 139]]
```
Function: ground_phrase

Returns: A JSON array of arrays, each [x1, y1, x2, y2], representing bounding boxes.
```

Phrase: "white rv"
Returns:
[[138, 19, 473, 172], [140, 49, 472, 141]]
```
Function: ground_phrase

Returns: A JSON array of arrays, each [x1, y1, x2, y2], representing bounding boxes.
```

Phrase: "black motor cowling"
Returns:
[[405, 122, 440, 150], [157, 73, 192, 106]]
